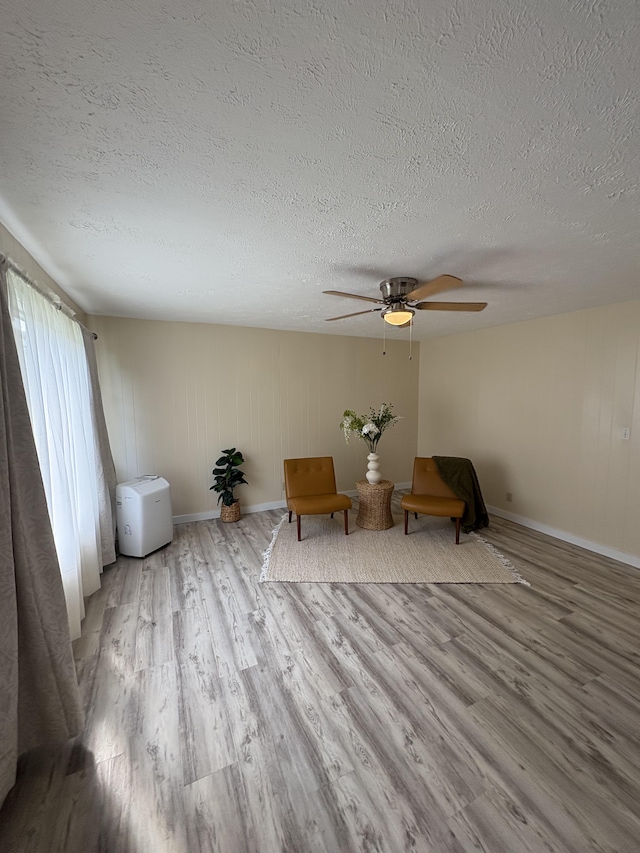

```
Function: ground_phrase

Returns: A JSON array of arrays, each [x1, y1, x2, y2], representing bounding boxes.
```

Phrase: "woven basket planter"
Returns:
[[220, 501, 241, 523]]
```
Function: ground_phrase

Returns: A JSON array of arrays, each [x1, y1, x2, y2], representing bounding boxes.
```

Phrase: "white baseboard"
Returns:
[[174, 500, 287, 525], [487, 505, 640, 570], [175, 493, 640, 569], [174, 482, 413, 526]]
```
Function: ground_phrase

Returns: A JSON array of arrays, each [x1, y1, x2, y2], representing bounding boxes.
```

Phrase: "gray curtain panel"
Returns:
[[81, 326, 117, 566], [0, 261, 84, 807]]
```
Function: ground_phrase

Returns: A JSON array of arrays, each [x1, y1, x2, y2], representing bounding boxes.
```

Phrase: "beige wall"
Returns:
[[0, 222, 86, 319], [418, 300, 640, 560], [89, 316, 419, 518]]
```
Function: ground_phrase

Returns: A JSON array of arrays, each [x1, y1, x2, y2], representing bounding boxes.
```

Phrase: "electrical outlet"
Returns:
[[506, 492, 513, 502], [621, 427, 631, 440]]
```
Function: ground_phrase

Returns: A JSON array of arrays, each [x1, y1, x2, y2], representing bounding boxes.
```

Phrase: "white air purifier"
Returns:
[[116, 476, 173, 557]]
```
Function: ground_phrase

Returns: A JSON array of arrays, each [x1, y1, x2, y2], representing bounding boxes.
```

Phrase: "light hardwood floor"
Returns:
[[2, 495, 640, 852]]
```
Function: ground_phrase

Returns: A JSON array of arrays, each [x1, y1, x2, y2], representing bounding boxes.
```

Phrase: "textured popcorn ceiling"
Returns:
[[1, 0, 639, 339]]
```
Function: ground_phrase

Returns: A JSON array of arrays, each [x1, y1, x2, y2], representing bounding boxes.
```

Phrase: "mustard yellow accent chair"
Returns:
[[283, 457, 352, 542], [401, 457, 466, 544]]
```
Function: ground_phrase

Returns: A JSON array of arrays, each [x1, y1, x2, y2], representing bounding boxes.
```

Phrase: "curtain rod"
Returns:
[[1, 254, 98, 339]]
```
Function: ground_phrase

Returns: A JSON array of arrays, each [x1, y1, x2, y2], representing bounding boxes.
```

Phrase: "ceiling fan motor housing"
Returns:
[[379, 277, 419, 303]]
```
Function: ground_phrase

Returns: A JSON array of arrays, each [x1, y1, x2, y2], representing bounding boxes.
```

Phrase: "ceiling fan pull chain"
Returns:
[[382, 322, 386, 356], [409, 318, 413, 360]]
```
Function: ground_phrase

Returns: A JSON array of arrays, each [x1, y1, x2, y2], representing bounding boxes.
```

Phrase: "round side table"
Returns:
[[356, 479, 395, 530]]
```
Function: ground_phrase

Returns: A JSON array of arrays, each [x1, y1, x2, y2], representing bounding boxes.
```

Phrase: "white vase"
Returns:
[[366, 452, 382, 484]]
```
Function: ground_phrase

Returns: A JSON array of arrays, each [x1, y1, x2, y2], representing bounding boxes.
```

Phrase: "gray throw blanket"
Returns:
[[433, 456, 489, 533]]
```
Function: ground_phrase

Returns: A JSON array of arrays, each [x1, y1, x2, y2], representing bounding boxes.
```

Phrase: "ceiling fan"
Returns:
[[324, 275, 487, 326]]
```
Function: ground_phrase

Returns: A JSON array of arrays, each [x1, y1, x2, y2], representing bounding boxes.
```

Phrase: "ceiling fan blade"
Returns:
[[407, 275, 463, 302], [323, 290, 384, 304], [415, 301, 487, 312], [325, 308, 382, 321]]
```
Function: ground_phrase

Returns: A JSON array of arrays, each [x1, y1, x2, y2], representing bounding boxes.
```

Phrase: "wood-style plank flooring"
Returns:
[[2, 494, 640, 852]]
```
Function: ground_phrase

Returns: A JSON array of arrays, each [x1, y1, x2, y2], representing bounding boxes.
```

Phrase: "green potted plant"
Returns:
[[210, 448, 248, 522]]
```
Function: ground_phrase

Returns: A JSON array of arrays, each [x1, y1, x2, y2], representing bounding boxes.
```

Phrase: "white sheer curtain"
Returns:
[[7, 268, 102, 640]]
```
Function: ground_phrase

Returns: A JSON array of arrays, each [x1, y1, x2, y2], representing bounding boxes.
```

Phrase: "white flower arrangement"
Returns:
[[340, 403, 401, 452]]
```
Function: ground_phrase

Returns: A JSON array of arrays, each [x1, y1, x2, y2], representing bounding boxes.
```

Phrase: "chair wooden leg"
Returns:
[[297, 514, 302, 542], [343, 509, 349, 535], [455, 517, 461, 544], [404, 509, 409, 535], [288, 510, 292, 523]]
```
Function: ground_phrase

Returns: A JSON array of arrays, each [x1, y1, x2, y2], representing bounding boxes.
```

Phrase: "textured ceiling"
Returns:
[[1, 0, 639, 340]]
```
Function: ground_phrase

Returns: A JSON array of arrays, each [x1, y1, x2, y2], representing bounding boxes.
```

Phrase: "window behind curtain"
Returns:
[[7, 269, 102, 640]]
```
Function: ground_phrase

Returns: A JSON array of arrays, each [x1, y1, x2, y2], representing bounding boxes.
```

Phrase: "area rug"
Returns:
[[261, 513, 529, 585]]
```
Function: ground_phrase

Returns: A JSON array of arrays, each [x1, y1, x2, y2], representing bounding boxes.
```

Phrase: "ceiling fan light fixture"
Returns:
[[382, 305, 415, 326]]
